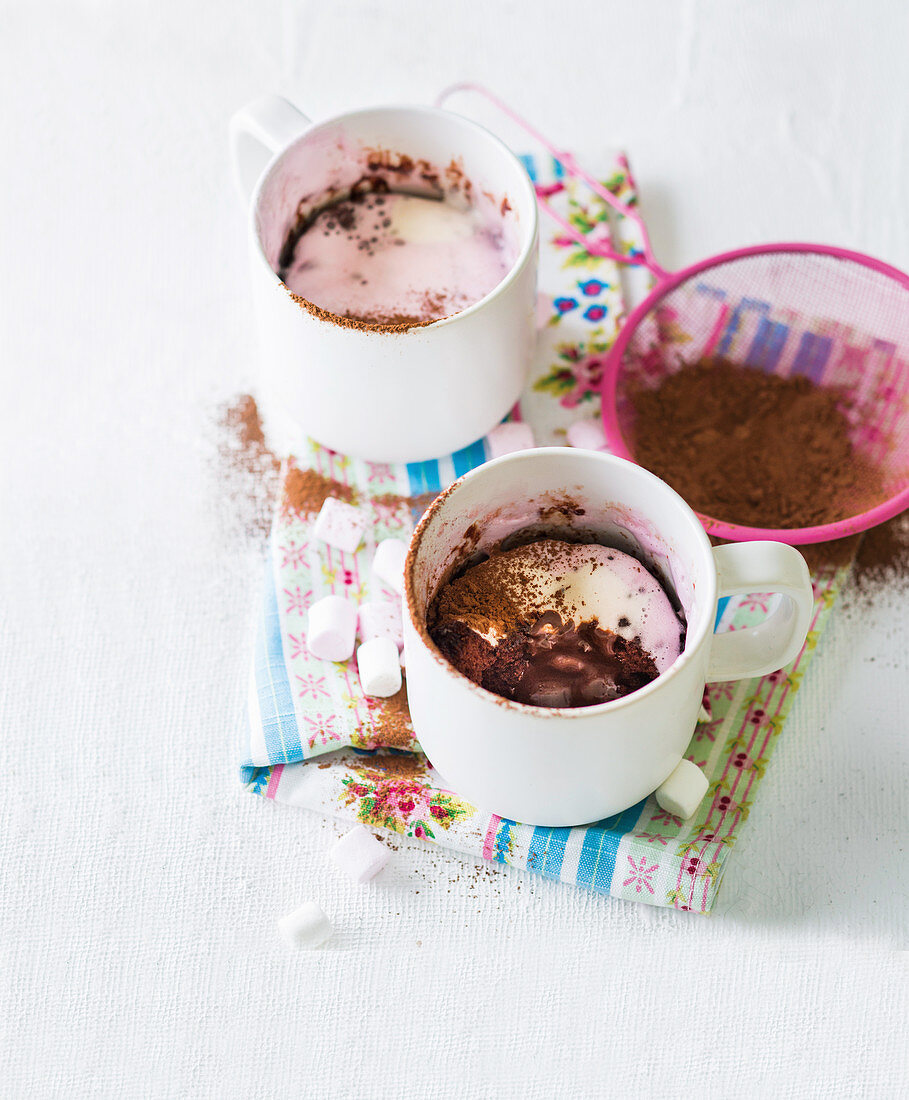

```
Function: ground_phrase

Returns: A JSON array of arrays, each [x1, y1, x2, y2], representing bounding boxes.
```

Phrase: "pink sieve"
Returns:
[[438, 85, 909, 545]]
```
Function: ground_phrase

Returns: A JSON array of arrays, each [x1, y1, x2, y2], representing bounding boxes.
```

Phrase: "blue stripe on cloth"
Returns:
[[576, 801, 647, 892], [405, 461, 426, 496], [746, 318, 789, 370], [491, 818, 518, 863], [715, 596, 731, 630], [452, 437, 487, 478], [527, 825, 572, 880], [406, 459, 444, 497], [518, 154, 537, 181], [717, 297, 770, 358], [253, 550, 302, 763], [791, 332, 833, 383], [552, 155, 565, 179]]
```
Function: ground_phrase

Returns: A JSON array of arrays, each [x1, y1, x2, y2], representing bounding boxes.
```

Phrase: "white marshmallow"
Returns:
[[330, 825, 390, 884], [566, 417, 608, 451], [313, 497, 367, 554], [357, 637, 403, 697], [372, 537, 408, 595], [486, 420, 536, 459], [277, 901, 332, 949], [307, 594, 357, 661], [358, 600, 404, 651], [655, 759, 709, 820]]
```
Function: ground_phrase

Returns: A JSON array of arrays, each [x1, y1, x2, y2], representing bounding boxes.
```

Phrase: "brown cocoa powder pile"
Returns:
[[628, 360, 887, 529], [282, 464, 359, 517]]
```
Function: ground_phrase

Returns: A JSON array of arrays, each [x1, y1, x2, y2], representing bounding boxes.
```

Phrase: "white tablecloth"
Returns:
[[2, 2, 906, 1096]]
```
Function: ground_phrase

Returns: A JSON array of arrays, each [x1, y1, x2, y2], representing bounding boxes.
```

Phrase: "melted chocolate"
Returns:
[[431, 610, 659, 709]]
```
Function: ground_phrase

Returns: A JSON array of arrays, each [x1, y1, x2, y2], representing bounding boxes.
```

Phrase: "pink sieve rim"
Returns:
[[598, 241, 909, 545]]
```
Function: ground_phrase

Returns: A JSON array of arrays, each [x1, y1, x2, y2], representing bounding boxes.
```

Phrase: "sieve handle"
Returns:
[[229, 95, 313, 205], [707, 542, 814, 682], [435, 82, 668, 279]]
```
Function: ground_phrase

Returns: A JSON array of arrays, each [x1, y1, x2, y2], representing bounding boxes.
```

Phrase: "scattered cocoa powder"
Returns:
[[216, 394, 280, 542], [282, 463, 358, 517], [367, 685, 415, 748], [850, 510, 909, 598], [791, 535, 860, 577], [360, 753, 427, 780], [372, 490, 439, 514], [628, 359, 888, 530]]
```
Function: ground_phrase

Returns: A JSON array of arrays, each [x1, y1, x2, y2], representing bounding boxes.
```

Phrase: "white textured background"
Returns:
[[2, 2, 907, 1097]]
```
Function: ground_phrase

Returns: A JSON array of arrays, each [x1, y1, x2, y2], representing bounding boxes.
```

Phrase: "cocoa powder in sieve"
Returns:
[[628, 360, 887, 530]]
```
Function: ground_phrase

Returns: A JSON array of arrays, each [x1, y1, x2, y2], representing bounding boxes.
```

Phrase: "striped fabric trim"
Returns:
[[576, 802, 647, 893], [250, 551, 301, 765]]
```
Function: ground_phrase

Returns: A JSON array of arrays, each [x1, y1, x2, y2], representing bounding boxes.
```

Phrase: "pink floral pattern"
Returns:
[[303, 714, 341, 750], [623, 855, 659, 894], [283, 586, 313, 616], [340, 763, 473, 840]]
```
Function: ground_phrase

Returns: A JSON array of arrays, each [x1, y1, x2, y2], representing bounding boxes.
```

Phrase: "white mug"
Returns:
[[229, 95, 539, 463], [402, 448, 814, 826]]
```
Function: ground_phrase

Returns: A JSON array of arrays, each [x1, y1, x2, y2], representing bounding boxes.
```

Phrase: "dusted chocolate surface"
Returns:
[[427, 539, 684, 708]]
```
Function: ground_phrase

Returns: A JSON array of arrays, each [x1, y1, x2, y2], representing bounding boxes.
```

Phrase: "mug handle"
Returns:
[[229, 95, 312, 204], [706, 542, 814, 682]]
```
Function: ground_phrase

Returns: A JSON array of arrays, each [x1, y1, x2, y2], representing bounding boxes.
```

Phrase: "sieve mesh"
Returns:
[[606, 247, 909, 540]]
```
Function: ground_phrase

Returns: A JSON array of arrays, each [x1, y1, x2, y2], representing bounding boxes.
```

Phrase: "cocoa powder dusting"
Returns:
[[361, 753, 427, 780], [629, 360, 888, 529], [367, 685, 415, 748], [850, 510, 909, 599], [282, 463, 358, 517], [372, 490, 439, 514], [430, 542, 563, 638], [216, 394, 280, 542], [288, 289, 443, 333]]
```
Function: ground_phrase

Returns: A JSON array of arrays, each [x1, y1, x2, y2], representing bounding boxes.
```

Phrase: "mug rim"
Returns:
[[247, 103, 540, 330], [404, 447, 717, 719]]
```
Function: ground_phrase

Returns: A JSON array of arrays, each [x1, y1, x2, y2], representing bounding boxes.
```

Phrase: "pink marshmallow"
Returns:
[[566, 417, 608, 451], [313, 497, 367, 554], [372, 537, 408, 595], [358, 600, 404, 651], [307, 594, 357, 661], [486, 421, 536, 459]]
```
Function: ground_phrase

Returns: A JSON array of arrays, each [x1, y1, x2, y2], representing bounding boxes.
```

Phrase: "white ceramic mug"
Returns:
[[229, 95, 539, 463], [402, 448, 814, 826]]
